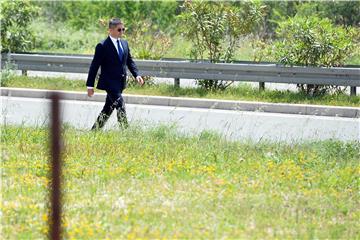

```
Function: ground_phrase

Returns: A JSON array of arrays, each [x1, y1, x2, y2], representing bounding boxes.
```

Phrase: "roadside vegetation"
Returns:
[[1, 0, 359, 96], [2, 125, 359, 239], [1, 1, 359, 238]]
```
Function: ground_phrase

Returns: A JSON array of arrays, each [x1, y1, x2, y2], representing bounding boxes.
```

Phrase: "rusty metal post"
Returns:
[[49, 93, 62, 240]]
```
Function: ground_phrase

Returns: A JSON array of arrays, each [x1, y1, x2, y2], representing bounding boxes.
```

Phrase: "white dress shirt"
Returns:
[[109, 35, 124, 54]]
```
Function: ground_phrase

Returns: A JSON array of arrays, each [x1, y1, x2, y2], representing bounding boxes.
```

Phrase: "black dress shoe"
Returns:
[[91, 112, 110, 130]]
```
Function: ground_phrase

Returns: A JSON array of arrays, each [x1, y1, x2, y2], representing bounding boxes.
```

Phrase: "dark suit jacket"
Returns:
[[86, 36, 139, 92]]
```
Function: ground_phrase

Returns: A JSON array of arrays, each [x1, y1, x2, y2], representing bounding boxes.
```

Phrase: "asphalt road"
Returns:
[[2, 96, 359, 143]]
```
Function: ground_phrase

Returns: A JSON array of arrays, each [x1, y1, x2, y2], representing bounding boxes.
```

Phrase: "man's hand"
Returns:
[[87, 88, 94, 97], [136, 76, 144, 86]]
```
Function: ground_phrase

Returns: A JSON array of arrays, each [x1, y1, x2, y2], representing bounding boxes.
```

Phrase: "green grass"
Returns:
[[1, 125, 359, 239], [30, 20, 104, 55], [348, 54, 360, 66], [3, 75, 360, 107]]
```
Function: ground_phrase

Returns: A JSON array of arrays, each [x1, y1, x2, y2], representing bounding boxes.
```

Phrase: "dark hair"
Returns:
[[108, 18, 122, 29]]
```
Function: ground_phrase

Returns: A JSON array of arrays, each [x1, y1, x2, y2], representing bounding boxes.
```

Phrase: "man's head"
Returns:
[[108, 18, 125, 38]]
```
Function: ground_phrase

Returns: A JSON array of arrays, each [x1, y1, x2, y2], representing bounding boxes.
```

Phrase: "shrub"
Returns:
[[178, 0, 265, 90], [0, 0, 39, 52], [126, 20, 172, 60], [270, 16, 357, 95], [0, 53, 17, 86], [123, 19, 172, 87]]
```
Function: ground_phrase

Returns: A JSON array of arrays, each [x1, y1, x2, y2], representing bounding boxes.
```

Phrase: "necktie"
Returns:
[[116, 40, 123, 62]]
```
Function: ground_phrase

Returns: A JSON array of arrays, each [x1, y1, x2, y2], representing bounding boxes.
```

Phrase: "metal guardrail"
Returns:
[[1, 53, 359, 95], [10, 52, 360, 68]]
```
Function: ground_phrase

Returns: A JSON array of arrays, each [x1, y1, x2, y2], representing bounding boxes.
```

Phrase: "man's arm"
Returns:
[[86, 43, 104, 96], [126, 42, 144, 85]]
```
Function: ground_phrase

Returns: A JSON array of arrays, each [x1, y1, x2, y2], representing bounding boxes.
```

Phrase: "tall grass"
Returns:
[[2, 125, 359, 239], [31, 20, 105, 54]]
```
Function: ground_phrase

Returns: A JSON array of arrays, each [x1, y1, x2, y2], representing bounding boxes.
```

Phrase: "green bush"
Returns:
[[270, 16, 357, 95], [178, 0, 265, 90], [0, 0, 39, 52], [127, 20, 172, 60]]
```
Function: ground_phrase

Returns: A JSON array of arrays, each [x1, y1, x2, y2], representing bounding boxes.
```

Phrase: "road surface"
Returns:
[[2, 96, 359, 143]]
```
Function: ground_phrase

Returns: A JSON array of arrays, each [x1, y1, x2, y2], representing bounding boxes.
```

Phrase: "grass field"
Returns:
[[2, 125, 359, 239], [3, 75, 360, 107]]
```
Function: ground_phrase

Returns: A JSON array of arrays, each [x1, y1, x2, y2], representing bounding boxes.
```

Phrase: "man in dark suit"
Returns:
[[86, 18, 144, 130]]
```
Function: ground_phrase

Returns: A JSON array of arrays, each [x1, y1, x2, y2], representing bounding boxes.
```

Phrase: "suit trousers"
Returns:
[[91, 90, 128, 130]]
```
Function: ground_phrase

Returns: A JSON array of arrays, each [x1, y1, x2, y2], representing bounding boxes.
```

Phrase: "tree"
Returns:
[[179, 0, 265, 90], [271, 16, 357, 95], [0, 0, 39, 52]]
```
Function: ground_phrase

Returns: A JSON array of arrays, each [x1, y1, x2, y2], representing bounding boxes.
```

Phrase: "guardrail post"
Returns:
[[350, 86, 357, 96], [22, 70, 27, 76], [174, 78, 180, 88], [259, 82, 265, 91]]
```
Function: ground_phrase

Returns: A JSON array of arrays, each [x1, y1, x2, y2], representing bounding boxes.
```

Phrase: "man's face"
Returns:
[[109, 23, 125, 38]]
